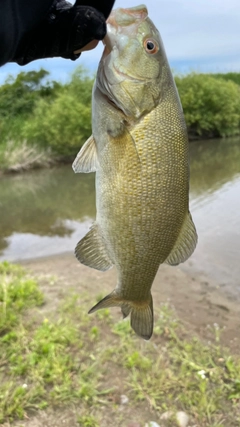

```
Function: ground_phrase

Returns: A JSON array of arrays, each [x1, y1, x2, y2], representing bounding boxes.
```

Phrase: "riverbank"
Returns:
[[0, 141, 55, 175], [1, 255, 240, 427], [1, 136, 240, 296], [1, 133, 240, 176], [21, 251, 240, 352]]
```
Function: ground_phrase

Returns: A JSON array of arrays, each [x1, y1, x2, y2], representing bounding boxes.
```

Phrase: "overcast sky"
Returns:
[[0, 0, 239, 84]]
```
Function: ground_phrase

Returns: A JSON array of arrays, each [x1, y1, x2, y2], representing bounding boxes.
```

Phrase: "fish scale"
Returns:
[[73, 5, 197, 339]]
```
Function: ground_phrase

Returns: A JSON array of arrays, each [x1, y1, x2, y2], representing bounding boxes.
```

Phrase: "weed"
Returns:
[[0, 140, 54, 173], [0, 261, 44, 334], [1, 262, 240, 426], [77, 414, 99, 427]]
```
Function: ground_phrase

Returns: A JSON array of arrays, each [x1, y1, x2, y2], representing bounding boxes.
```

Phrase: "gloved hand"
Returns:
[[13, 0, 115, 65]]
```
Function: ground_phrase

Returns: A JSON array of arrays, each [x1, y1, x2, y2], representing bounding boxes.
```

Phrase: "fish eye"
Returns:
[[144, 39, 159, 54]]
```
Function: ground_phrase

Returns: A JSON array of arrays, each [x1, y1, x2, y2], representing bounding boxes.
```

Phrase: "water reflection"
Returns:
[[189, 136, 240, 200], [0, 137, 240, 291], [188, 136, 240, 294], [0, 166, 95, 258]]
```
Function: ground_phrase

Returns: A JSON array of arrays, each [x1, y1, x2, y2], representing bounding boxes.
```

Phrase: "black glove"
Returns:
[[74, 0, 115, 20], [13, 0, 115, 65]]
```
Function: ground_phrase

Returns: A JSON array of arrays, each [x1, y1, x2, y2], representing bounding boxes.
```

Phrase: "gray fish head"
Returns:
[[96, 5, 171, 120]]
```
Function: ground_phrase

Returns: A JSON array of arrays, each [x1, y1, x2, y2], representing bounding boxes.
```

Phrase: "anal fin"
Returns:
[[165, 212, 198, 266], [75, 224, 112, 271]]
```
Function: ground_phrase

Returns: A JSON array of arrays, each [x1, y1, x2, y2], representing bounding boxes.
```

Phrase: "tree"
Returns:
[[175, 73, 240, 138], [22, 67, 93, 157], [0, 69, 61, 144]]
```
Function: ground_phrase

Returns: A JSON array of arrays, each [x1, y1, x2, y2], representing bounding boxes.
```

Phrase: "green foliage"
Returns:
[[22, 68, 93, 157], [212, 72, 240, 86], [0, 69, 49, 119], [1, 67, 240, 172], [0, 69, 61, 144], [175, 73, 240, 138]]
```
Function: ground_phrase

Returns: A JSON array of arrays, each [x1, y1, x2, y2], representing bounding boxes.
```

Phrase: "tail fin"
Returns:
[[130, 295, 153, 340], [88, 292, 154, 340]]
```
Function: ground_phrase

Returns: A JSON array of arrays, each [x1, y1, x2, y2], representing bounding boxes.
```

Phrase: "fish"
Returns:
[[72, 4, 197, 340]]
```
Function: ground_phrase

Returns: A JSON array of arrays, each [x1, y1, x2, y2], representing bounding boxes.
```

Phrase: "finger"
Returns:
[[74, 39, 99, 53]]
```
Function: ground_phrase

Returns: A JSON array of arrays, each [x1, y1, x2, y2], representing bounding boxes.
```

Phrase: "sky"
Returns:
[[0, 0, 240, 84]]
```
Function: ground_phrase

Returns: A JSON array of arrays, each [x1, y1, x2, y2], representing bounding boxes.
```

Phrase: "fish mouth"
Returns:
[[103, 5, 148, 53], [102, 36, 146, 83], [103, 33, 112, 52], [107, 5, 148, 28], [113, 63, 146, 82]]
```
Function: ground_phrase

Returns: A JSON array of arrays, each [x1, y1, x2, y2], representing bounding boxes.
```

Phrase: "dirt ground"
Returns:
[[5, 252, 239, 427], [21, 252, 240, 353]]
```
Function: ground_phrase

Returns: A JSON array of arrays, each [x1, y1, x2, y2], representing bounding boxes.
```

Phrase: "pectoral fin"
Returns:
[[165, 212, 198, 266], [72, 135, 98, 173], [75, 224, 112, 271]]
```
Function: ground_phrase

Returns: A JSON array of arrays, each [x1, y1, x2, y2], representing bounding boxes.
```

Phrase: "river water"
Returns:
[[0, 137, 240, 295]]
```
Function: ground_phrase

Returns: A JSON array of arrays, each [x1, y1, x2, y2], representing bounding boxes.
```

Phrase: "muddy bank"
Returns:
[[21, 252, 240, 353]]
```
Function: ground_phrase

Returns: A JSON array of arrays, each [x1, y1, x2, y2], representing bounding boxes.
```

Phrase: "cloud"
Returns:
[[114, 0, 240, 63], [0, 0, 239, 84]]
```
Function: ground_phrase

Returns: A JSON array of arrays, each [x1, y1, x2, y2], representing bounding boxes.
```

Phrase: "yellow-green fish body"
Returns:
[[73, 5, 197, 339]]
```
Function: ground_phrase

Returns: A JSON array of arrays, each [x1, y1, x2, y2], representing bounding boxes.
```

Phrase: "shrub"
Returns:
[[22, 68, 93, 157], [175, 73, 240, 138]]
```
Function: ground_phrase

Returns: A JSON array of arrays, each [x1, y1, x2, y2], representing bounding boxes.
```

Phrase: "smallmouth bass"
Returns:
[[73, 5, 197, 339]]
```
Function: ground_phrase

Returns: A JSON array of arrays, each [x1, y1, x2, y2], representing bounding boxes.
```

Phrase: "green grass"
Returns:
[[0, 261, 240, 426]]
